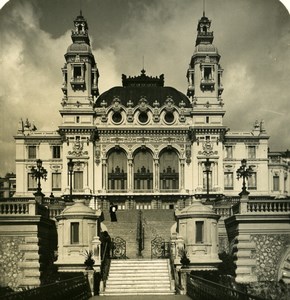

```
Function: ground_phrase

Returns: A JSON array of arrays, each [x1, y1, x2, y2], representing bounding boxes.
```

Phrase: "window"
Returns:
[[52, 146, 61, 159], [70, 222, 79, 244], [203, 171, 212, 191], [138, 112, 148, 124], [76, 116, 80, 123], [74, 171, 83, 190], [164, 112, 175, 124], [273, 175, 280, 192], [248, 146, 256, 159], [27, 173, 37, 190], [28, 146, 36, 159], [206, 116, 209, 124], [112, 112, 123, 124], [74, 66, 82, 79], [224, 172, 233, 190], [196, 221, 204, 243], [248, 172, 257, 190], [225, 146, 233, 159], [52, 173, 61, 191], [204, 67, 212, 80]]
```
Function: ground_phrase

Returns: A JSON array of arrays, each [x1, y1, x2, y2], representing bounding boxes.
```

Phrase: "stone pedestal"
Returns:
[[174, 197, 221, 270]]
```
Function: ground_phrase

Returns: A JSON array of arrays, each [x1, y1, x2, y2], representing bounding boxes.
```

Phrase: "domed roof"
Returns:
[[95, 70, 191, 108], [58, 199, 96, 218], [67, 43, 92, 53], [175, 199, 220, 219]]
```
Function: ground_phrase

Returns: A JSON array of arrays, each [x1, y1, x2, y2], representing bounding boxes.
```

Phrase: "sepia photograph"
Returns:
[[0, 0, 290, 299]]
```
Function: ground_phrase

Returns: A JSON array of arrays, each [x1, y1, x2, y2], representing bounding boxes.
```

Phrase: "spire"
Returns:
[[203, 0, 205, 17], [71, 12, 90, 45], [195, 12, 213, 46]]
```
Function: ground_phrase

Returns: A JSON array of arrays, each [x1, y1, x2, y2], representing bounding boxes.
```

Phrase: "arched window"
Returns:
[[160, 150, 179, 191], [134, 150, 153, 191], [108, 150, 127, 191]]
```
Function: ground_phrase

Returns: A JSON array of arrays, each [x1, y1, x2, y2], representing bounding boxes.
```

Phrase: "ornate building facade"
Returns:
[[14, 12, 290, 208]]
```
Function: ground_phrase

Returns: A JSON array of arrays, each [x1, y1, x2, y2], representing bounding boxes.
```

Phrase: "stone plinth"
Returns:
[[174, 197, 221, 270], [55, 199, 102, 273], [225, 212, 290, 283]]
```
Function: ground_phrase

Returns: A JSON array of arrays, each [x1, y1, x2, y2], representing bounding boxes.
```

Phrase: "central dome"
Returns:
[[96, 69, 191, 107]]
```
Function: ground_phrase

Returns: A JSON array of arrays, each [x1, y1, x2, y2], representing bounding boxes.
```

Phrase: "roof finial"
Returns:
[[141, 56, 146, 74], [80, 0, 82, 16], [203, 0, 205, 17]]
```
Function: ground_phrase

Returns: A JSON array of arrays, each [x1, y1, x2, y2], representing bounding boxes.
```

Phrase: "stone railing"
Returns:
[[0, 199, 48, 217], [214, 207, 232, 218], [247, 200, 290, 213], [232, 199, 290, 215]]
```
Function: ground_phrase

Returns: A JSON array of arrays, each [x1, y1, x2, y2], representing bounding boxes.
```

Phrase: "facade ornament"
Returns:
[[153, 100, 160, 122], [95, 145, 101, 165], [68, 138, 88, 157], [199, 140, 218, 157], [138, 98, 148, 112], [127, 100, 134, 122], [165, 98, 174, 112], [112, 98, 121, 112]]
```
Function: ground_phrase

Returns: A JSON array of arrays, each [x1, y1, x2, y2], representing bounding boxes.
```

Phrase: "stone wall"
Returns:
[[0, 236, 25, 291], [251, 234, 290, 282]]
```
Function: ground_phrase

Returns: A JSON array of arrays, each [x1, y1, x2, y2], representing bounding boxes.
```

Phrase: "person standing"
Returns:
[[109, 202, 118, 222]]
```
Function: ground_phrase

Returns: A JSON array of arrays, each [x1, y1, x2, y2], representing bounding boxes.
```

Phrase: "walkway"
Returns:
[[90, 295, 191, 300]]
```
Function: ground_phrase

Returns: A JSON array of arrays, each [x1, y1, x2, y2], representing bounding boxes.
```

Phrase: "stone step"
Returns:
[[107, 276, 170, 281], [103, 291, 174, 296], [106, 282, 171, 288]]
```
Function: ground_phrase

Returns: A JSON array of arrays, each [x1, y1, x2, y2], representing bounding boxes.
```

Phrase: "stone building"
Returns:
[[0, 173, 16, 198], [13, 11, 289, 207]]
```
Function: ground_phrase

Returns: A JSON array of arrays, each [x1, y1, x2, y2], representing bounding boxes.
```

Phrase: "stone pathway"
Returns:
[[90, 295, 192, 300]]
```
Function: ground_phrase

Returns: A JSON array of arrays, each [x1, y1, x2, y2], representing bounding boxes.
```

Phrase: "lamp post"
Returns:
[[236, 159, 253, 196], [31, 159, 47, 196], [68, 159, 74, 202], [204, 158, 211, 201]]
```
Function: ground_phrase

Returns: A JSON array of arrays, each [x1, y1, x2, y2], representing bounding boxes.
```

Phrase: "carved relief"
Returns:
[[198, 140, 218, 157], [68, 138, 88, 157]]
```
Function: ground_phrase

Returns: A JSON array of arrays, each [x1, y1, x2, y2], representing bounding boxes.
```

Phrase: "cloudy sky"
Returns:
[[0, 0, 290, 176]]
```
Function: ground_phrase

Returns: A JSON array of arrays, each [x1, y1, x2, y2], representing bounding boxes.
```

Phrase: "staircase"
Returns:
[[101, 209, 176, 258], [101, 259, 175, 296]]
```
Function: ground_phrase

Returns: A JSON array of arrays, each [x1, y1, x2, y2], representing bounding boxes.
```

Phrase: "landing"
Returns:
[[90, 295, 191, 300]]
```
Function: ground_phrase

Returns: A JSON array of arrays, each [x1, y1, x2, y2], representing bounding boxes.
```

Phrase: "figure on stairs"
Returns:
[[110, 202, 118, 222]]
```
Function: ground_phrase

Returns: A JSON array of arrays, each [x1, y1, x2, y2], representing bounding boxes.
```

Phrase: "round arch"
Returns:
[[133, 148, 154, 191], [107, 148, 127, 191], [159, 147, 179, 191]]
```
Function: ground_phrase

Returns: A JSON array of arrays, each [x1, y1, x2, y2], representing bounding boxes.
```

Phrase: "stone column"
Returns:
[[180, 159, 185, 190], [102, 159, 106, 191], [154, 158, 159, 191], [128, 159, 133, 192]]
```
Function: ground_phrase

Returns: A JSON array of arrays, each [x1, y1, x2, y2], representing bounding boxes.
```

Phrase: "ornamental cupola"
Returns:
[[187, 12, 224, 105], [60, 11, 99, 112]]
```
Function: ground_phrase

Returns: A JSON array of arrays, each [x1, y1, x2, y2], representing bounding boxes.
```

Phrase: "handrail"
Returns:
[[187, 274, 266, 300], [0, 275, 90, 300], [100, 241, 111, 289]]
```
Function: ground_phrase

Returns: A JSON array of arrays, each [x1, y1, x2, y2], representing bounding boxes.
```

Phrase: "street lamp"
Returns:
[[68, 159, 74, 202], [204, 158, 211, 201], [31, 159, 47, 196], [236, 159, 253, 195]]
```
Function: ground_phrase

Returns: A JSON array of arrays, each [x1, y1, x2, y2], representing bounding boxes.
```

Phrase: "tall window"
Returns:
[[203, 171, 212, 191], [134, 151, 153, 191], [160, 150, 179, 191], [108, 150, 127, 191], [27, 173, 37, 190], [225, 146, 233, 159], [248, 146, 256, 159], [224, 172, 233, 190], [273, 175, 280, 192], [204, 67, 212, 80], [52, 146, 61, 159], [74, 171, 83, 190], [52, 173, 61, 191], [70, 222, 79, 244], [248, 172, 257, 190], [196, 221, 204, 243], [28, 146, 36, 159]]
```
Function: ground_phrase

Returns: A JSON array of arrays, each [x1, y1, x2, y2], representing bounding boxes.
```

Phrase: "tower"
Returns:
[[187, 11, 224, 126], [58, 12, 99, 199], [187, 12, 227, 198]]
